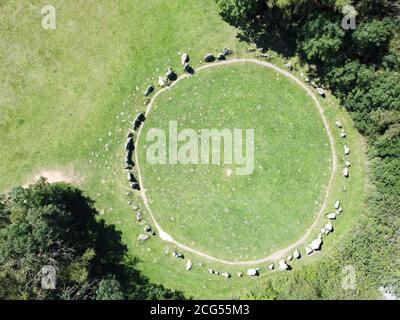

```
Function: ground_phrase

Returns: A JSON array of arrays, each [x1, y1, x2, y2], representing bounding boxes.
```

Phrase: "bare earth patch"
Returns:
[[25, 169, 81, 186]]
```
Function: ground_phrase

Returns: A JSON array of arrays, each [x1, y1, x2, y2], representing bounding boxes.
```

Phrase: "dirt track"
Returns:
[[134, 58, 338, 266]]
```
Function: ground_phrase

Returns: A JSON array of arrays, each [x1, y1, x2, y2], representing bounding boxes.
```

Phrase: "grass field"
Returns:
[[138, 62, 331, 261], [0, 0, 368, 298]]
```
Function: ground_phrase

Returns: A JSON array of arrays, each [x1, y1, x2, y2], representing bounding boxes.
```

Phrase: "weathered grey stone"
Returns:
[[317, 88, 326, 97], [204, 54, 216, 62], [343, 167, 350, 177], [222, 272, 230, 278], [137, 234, 149, 242], [172, 251, 183, 258], [344, 145, 350, 155], [305, 246, 313, 255], [158, 76, 169, 87], [327, 212, 337, 220], [268, 263, 274, 270], [285, 63, 293, 71], [223, 47, 233, 56], [125, 137, 135, 152], [144, 85, 154, 97], [247, 268, 258, 276], [310, 238, 323, 251], [185, 259, 192, 271], [166, 68, 177, 81], [325, 222, 333, 232], [279, 259, 289, 270], [181, 53, 189, 65], [293, 250, 301, 259], [217, 53, 226, 60]]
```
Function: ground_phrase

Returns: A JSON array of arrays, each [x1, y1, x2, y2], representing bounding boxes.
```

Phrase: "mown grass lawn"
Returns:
[[138, 62, 331, 261], [0, 0, 367, 299]]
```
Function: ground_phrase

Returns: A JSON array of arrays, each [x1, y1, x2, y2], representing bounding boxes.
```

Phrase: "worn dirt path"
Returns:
[[134, 58, 337, 266]]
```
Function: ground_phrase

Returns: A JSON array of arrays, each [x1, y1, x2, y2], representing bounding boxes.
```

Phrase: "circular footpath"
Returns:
[[134, 58, 337, 266]]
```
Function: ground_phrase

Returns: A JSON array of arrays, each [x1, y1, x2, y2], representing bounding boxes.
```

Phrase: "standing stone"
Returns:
[[335, 121, 342, 128], [137, 234, 149, 242], [310, 238, 323, 251], [293, 250, 301, 259], [327, 212, 337, 220], [181, 53, 189, 65], [185, 260, 193, 271], [204, 54, 216, 62], [246, 268, 258, 276], [144, 85, 154, 97], [305, 246, 313, 255], [279, 259, 289, 270]]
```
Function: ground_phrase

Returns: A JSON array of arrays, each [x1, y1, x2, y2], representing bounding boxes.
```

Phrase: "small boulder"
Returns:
[[337, 206, 343, 213], [223, 47, 233, 56], [246, 268, 258, 277], [287, 255, 293, 261], [310, 238, 323, 251], [204, 54, 216, 62], [340, 130, 346, 138], [183, 63, 195, 74], [181, 53, 189, 65], [344, 145, 350, 155], [172, 251, 183, 259], [343, 167, 350, 178], [268, 264, 274, 270], [305, 246, 313, 255], [125, 137, 135, 152], [144, 85, 154, 97], [326, 212, 337, 220], [185, 260, 192, 271], [216, 53, 226, 60], [136, 212, 143, 222], [293, 250, 301, 259], [237, 272, 243, 277], [345, 161, 351, 168], [207, 268, 214, 274], [127, 172, 135, 182], [158, 76, 170, 87], [144, 225, 152, 233], [131, 182, 140, 190], [325, 222, 333, 232], [166, 68, 177, 81], [137, 234, 149, 242], [335, 121, 342, 128], [334, 200, 341, 209], [279, 259, 289, 270], [285, 63, 293, 71], [317, 88, 326, 97], [222, 272, 230, 279]]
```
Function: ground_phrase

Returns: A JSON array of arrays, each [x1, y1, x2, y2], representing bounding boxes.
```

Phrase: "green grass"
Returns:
[[138, 62, 331, 261], [0, 0, 368, 299]]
